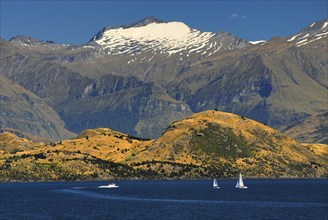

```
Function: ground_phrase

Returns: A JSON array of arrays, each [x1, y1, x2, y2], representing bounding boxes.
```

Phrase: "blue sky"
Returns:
[[1, 1, 327, 44]]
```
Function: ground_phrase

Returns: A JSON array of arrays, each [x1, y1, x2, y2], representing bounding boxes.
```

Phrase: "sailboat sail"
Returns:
[[236, 173, 247, 189], [213, 178, 219, 189], [213, 179, 218, 187], [238, 173, 244, 187]]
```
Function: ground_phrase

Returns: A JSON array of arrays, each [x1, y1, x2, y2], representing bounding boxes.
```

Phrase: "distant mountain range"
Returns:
[[0, 17, 327, 141]]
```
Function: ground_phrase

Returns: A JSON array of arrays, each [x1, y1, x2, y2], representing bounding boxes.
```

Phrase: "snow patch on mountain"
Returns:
[[287, 33, 302, 42], [93, 22, 217, 55], [287, 19, 328, 47], [90, 19, 250, 58], [249, 40, 267, 45]]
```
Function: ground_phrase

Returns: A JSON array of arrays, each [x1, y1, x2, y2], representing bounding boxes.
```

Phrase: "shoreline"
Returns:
[[1, 176, 327, 183]]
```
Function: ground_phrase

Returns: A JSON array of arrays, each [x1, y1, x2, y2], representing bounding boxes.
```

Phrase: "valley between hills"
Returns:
[[1, 111, 327, 181]]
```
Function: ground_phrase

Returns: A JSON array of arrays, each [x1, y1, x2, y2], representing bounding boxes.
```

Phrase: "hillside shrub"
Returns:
[[189, 123, 252, 159]]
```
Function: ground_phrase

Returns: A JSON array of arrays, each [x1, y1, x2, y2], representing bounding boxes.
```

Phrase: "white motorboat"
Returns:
[[98, 183, 119, 188]]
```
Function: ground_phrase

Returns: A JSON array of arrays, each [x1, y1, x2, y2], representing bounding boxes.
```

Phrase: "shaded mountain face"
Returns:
[[283, 112, 328, 144], [0, 17, 327, 140], [55, 73, 192, 138], [0, 76, 76, 141]]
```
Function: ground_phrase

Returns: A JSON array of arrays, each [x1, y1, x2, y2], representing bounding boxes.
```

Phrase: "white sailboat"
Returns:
[[235, 173, 247, 189], [213, 178, 220, 189]]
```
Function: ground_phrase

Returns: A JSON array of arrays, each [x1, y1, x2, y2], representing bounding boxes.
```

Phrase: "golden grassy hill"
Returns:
[[302, 143, 328, 159], [0, 110, 327, 181], [129, 110, 327, 178], [0, 131, 45, 153]]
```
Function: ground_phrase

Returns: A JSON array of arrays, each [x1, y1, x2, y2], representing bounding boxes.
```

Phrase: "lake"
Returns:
[[0, 179, 327, 219]]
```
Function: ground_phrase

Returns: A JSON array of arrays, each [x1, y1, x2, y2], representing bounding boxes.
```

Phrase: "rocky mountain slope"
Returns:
[[0, 111, 327, 181], [283, 112, 328, 144], [0, 76, 76, 141], [0, 17, 327, 140]]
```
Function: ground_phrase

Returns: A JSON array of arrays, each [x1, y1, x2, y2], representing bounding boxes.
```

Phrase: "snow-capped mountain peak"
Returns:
[[287, 19, 328, 47], [89, 17, 249, 56]]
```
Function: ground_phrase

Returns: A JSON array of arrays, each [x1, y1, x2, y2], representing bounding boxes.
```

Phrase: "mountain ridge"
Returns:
[[122, 16, 166, 28], [89, 16, 166, 42], [0, 17, 327, 141]]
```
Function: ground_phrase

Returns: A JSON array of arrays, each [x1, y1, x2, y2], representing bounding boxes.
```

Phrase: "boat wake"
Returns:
[[57, 188, 327, 208]]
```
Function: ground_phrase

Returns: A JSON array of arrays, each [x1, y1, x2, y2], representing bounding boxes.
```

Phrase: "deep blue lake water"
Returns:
[[0, 179, 327, 220]]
